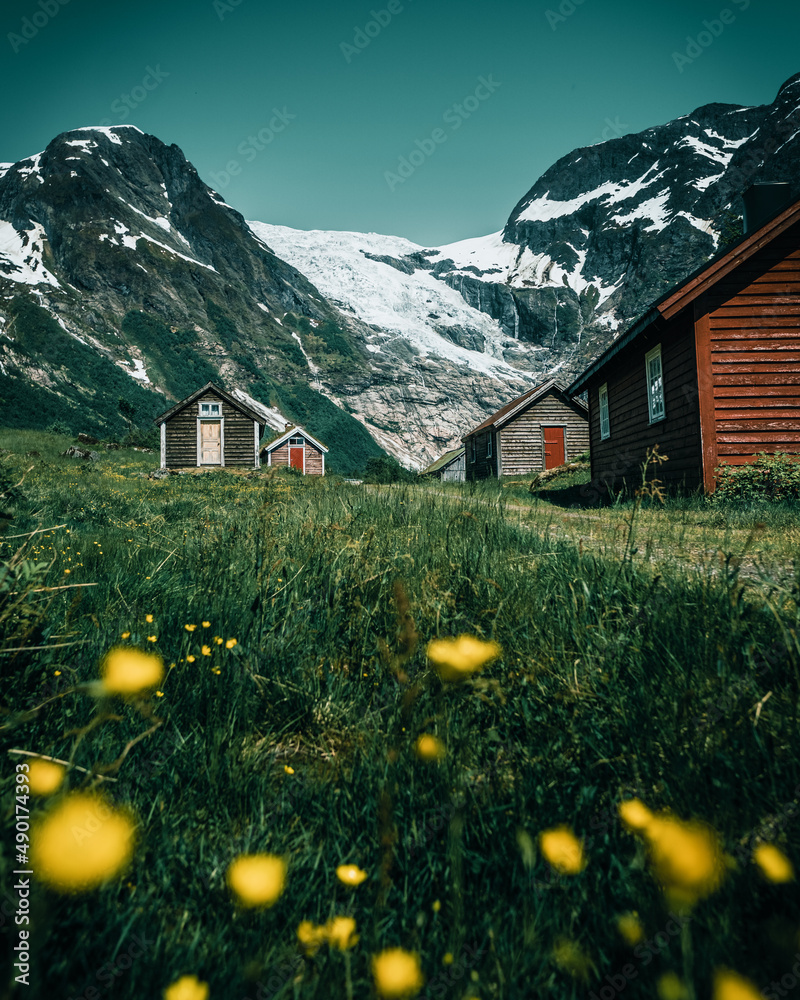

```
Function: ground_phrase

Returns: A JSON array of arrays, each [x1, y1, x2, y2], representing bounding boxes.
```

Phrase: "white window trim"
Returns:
[[254, 421, 261, 469], [645, 344, 666, 424], [487, 435, 493, 459], [160, 423, 166, 469], [599, 383, 610, 441], [198, 400, 222, 417]]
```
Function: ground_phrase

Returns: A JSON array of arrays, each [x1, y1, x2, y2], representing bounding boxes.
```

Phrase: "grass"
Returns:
[[1, 428, 799, 1000]]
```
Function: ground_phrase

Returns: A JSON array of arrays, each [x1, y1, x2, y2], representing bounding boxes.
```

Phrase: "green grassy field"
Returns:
[[1, 429, 799, 1000]]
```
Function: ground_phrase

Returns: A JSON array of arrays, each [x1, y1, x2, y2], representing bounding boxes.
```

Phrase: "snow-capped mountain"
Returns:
[[255, 73, 800, 391]]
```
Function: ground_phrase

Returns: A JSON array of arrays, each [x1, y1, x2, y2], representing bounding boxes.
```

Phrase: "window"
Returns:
[[487, 435, 493, 458], [470, 438, 476, 463], [599, 383, 610, 440], [289, 436, 305, 447], [199, 401, 221, 417], [645, 345, 665, 423]]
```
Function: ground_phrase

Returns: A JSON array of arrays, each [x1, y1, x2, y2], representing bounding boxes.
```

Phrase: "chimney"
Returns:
[[742, 182, 794, 234]]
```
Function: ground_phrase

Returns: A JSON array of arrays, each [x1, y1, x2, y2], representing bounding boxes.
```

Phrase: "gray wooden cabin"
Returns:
[[419, 447, 466, 482], [154, 382, 267, 470], [463, 380, 589, 481]]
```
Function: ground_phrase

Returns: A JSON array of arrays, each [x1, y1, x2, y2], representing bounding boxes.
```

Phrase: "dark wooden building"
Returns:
[[262, 427, 328, 475], [419, 447, 466, 482], [567, 185, 800, 493], [154, 382, 266, 470], [462, 380, 589, 481]]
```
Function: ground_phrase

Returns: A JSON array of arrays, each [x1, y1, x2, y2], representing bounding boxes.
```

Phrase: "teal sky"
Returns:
[[1, 0, 798, 245]]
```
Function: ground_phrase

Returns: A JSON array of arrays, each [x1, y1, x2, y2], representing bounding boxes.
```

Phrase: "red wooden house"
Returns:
[[567, 184, 800, 493], [262, 426, 328, 475]]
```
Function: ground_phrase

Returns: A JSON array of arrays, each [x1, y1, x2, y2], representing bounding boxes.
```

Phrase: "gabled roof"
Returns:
[[154, 382, 267, 426], [419, 447, 465, 477], [462, 379, 588, 440], [261, 426, 329, 454], [567, 192, 800, 396]]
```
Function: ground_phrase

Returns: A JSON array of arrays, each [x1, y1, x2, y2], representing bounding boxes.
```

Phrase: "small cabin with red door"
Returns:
[[154, 382, 267, 470], [566, 183, 800, 494], [462, 379, 589, 481], [262, 426, 328, 475]]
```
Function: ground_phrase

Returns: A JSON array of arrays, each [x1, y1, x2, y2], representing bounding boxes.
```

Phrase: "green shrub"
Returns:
[[363, 455, 415, 484], [713, 452, 800, 502], [46, 419, 72, 436]]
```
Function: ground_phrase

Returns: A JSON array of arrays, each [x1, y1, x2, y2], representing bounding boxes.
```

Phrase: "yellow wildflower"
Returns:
[[372, 948, 424, 999], [616, 912, 644, 946], [426, 635, 501, 682], [658, 972, 690, 1000], [155, 691, 165, 698], [432, 899, 441, 913], [163, 974, 209, 1000], [539, 826, 586, 875], [227, 854, 287, 908], [326, 915, 359, 950], [146, 614, 154, 623], [645, 815, 726, 906], [187, 655, 196, 663], [618, 799, 654, 832], [146, 635, 158, 643], [713, 969, 763, 1000], [202, 621, 211, 628], [27, 759, 65, 796], [414, 734, 446, 762], [202, 646, 211, 656], [100, 647, 164, 696], [443, 953, 454, 965], [225, 638, 237, 649], [336, 864, 368, 887], [754, 843, 794, 883], [284, 765, 295, 774], [185, 624, 197, 632], [297, 920, 327, 955], [31, 792, 135, 892], [121, 631, 131, 639], [53, 670, 61, 676], [214, 636, 223, 645]]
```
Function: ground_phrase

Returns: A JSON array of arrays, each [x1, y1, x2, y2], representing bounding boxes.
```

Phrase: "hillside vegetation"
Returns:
[[1, 430, 799, 1000]]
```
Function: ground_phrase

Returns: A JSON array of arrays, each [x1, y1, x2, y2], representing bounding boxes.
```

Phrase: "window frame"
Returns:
[[198, 400, 222, 418], [645, 344, 665, 424], [487, 434, 493, 459], [598, 383, 610, 441]]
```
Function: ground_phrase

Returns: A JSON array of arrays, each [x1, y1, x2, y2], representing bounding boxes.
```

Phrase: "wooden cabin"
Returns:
[[462, 380, 589, 481], [262, 427, 328, 475], [419, 447, 466, 482], [154, 382, 266, 470], [566, 184, 800, 494]]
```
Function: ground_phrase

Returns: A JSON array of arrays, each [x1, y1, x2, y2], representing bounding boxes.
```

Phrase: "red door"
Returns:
[[542, 427, 565, 470], [289, 447, 304, 471]]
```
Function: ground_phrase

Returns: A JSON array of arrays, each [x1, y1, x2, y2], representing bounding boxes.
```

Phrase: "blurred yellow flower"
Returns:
[[121, 631, 131, 639], [284, 765, 295, 774], [753, 844, 794, 883], [372, 948, 424, 999], [27, 759, 65, 796], [539, 826, 586, 875], [155, 691, 165, 698], [336, 864, 368, 887], [645, 815, 726, 906], [202, 621, 211, 628], [618, 799, 654, 832], [202, 646, 212, 656], [227, 854, 287, 908], [225, 638, 237, 649], [443, 953, 454, 966], [147, 635, 157, 643], [100, 647, 164, 696], [297, 920, 327, 954], [187, 655, 196, 663], [185, 624, 197, 632], [658, 972, 689, 1000], [326, 916, 359, 950], [616, 911, 644, 946], [427, 635, 501, 682], [552, 938, 593, 980], [432, 899, 441, 912], [214, 636, 223, 645], [31, 792, 135, 892], [163, 974, 209, 1000], [53, 670, 61, 677], [713, 969, 763, 1000], [145, 614, 154, 623], [414, 734, 446, 762]]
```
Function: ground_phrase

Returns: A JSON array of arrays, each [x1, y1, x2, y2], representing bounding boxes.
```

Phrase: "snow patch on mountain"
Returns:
[[0, 222, 59, 287]]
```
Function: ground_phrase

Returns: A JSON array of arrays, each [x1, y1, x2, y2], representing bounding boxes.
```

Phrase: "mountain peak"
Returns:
[[777, 72, 800, 100]]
